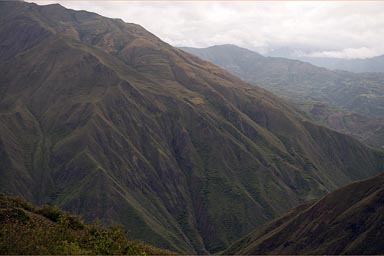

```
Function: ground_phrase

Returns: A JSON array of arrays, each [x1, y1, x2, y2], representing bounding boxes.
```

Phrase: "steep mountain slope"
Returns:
[[181, 45, 384, 147], [0, 193, 173, 255], [225, 173, 384, 255], [0, 2, 383, 253], [308, 103, 384, 147]]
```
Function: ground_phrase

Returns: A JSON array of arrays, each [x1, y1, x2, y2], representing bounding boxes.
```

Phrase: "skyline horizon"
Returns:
[[28, 0, 384, 60]]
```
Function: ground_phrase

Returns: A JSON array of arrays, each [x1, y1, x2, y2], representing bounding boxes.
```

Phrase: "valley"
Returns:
[[181, 45, 384, 148], [0, 1, 383, 254]]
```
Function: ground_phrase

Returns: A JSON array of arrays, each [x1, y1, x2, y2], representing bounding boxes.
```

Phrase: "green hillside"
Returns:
[[0, 1, 383, 254], [225, 173, 384, 255], [0, 193, 173, 255]]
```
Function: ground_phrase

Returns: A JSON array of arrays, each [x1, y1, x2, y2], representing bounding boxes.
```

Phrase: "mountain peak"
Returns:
[[1, 1, 383, 254]]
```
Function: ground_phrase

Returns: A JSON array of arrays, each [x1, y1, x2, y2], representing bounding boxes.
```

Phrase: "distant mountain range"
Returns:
[[180, 45, 384, 147], [267, 47, 384, 73], [299, 55, 384, 73], [0, 1, 383, 254], [225, 173, 384, 255]]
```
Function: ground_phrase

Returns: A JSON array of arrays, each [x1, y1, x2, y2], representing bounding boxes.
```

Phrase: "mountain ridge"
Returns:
[[180, 44, 384, 147], [224, 173, 384, 255], [0, 1, 383, 253], [299, 55, 384, 73]]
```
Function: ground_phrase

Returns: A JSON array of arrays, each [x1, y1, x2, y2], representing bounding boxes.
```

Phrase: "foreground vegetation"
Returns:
[[0, 193, 173, 255]]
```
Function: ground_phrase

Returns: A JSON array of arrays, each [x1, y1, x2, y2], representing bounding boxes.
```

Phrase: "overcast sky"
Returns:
[[30, 1, 384, 59]]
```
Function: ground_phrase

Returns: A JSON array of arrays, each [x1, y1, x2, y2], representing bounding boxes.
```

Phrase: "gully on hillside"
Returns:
[[0, 1, 383, 254]]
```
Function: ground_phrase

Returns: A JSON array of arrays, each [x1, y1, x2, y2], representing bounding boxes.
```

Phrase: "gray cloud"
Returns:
[[30, 1, 384, 59]]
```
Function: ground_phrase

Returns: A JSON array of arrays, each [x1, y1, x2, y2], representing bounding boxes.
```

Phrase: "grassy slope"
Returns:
[[0, 1, 383, 254], [225, 173, 384, 255], [0, 193, 173, 255]]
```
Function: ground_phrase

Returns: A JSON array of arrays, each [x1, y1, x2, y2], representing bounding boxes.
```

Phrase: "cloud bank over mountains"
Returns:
[[31, 1, 384, 59]]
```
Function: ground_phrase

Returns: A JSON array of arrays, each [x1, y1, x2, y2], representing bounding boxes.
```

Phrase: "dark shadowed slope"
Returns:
[[0, 193, 173, 255], [0, 2, 383, 253], [225, 173, 384, 255], [181, 45, 384, 147]]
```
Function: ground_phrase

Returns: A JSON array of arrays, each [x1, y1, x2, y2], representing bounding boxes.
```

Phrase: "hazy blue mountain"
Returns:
[[299, 55, 384, 73], [268, 47, 384, 73]]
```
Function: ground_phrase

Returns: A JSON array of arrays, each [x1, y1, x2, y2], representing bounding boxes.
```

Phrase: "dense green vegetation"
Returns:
[[0, 1, 383, 254], [224, 173, 384, 255], [181, 45, 384, 147], [0, 193, 172, 255]]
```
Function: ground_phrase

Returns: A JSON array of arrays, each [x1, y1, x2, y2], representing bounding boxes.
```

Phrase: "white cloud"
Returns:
[[306, 47, 382, 59], [29, 1, 384, 59]]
